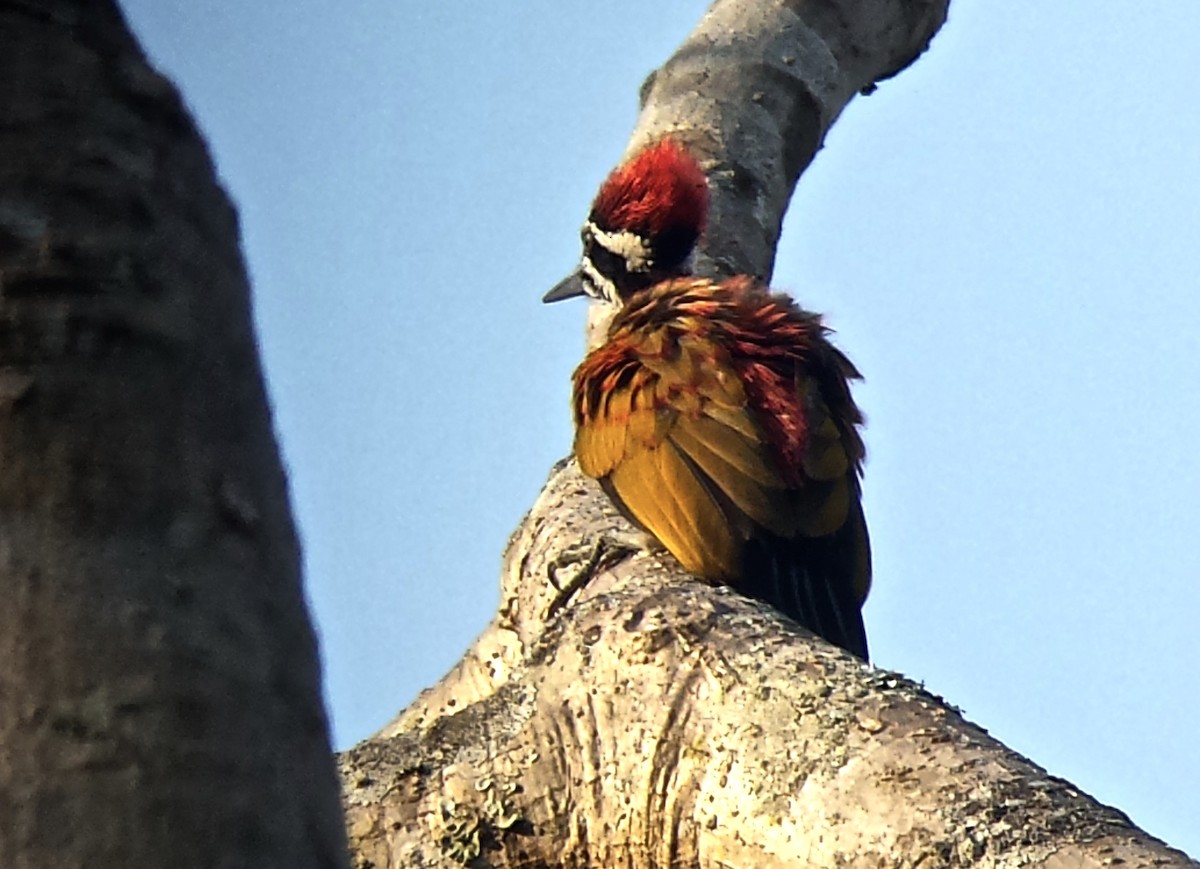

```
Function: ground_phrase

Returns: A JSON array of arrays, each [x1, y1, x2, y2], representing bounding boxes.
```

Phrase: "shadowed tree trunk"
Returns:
[[0, 1, 346, 866], [339, 1, 1197, 866]]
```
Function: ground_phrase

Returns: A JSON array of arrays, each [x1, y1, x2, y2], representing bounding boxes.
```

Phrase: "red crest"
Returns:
[[590, 138, 709, 239]]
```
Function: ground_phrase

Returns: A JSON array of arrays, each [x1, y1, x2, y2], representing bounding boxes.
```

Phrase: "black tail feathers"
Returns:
[[742, 533, 869, 661]]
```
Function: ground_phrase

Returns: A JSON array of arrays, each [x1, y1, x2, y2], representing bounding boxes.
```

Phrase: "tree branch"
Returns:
[[345, 464, 1192, 866]]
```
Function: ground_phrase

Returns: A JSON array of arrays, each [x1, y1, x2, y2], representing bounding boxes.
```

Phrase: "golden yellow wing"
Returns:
[[574, 329, 834, 580], [571, 284, 870, 658]]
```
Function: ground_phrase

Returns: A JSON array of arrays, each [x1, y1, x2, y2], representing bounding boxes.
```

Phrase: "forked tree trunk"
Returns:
[[0, 1, 345, 866], [339, 1, 1197, 867]]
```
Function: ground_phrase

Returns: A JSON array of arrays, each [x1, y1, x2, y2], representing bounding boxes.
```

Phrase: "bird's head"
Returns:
[[544, 138, 708, 307]]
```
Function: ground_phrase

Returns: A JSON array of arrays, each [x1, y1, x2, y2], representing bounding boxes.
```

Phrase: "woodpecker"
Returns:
[[544, 139, 870, 660]]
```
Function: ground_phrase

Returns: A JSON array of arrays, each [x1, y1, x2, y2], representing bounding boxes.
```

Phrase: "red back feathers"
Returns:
[[590, 138, 709, 240]]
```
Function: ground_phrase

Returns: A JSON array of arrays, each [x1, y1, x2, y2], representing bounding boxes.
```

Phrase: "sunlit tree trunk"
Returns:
[[0, 1, 345, 866]]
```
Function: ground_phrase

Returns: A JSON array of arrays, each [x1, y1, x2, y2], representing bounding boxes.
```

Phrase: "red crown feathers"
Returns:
[[590, 138, 709, 239]]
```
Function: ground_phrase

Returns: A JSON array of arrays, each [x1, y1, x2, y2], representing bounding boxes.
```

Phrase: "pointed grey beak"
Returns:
[[542, 269, 587, 303]]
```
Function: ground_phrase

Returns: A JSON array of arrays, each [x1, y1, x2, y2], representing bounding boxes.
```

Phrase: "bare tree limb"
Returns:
[[341, 0, 1197, 866], [345, 464, 1193, 867]]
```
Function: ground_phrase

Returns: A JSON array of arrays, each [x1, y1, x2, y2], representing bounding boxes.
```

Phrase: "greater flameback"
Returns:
[[545, 139, 870, 660]]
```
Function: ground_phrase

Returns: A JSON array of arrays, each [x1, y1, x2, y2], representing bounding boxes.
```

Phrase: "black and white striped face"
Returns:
[[577, 220, 655, 306], [543, 138, 708, 308], [543, 218, 698, 307], [543, 199, 702, 308]]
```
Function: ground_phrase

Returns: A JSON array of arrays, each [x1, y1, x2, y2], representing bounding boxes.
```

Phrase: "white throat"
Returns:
[[584, 299, 620, 350]]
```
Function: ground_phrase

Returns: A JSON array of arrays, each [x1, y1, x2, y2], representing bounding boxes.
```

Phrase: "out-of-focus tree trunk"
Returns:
[[0, 1, 346, 866], [340, 1, 1197, 867]]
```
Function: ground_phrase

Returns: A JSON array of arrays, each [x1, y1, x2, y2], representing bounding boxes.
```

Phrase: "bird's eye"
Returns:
[[579, 269, 599, 297]]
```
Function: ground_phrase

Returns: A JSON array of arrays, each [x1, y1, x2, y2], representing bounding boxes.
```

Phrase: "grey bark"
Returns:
[[0, 1, 346, 867], [345, 467, 1194, 868], [341, 0, 1198, 866]]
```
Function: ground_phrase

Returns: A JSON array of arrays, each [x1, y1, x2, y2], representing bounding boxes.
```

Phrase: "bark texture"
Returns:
[[341, 0, 1198, 866], [345, 468, 1194, 868], [0, 1, 346, 866]]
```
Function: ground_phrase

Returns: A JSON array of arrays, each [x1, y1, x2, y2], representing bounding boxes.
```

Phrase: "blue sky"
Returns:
[[121, 2, 1199, 856]]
